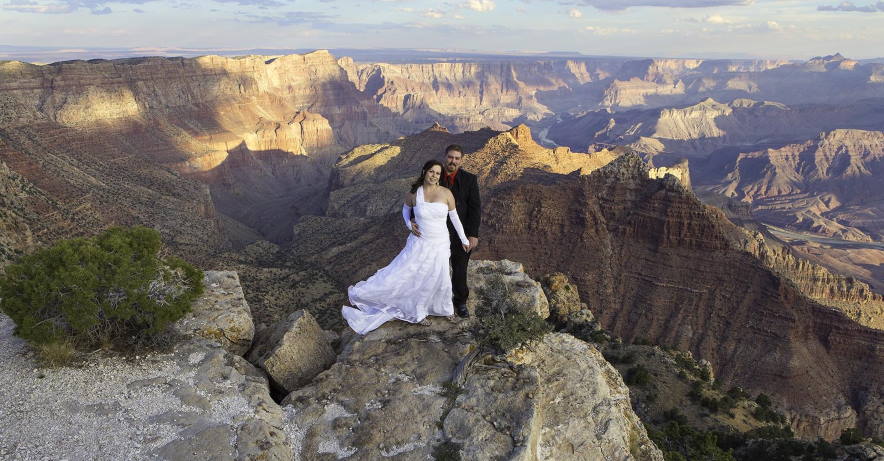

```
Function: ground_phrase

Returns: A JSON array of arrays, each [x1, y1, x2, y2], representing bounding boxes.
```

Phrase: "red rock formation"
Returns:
[[0, 122, 223, 264], [299, 124, 884, 440], [709, 129, 884, 243], [474, 154, 883, 440]]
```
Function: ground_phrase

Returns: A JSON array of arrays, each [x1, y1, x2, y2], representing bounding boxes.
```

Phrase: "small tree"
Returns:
[[0, 226, 203, 351], [839, 428, 864, 445]]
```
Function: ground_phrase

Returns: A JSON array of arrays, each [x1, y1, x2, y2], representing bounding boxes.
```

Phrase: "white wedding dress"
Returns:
[[341, 186, 468, 334]]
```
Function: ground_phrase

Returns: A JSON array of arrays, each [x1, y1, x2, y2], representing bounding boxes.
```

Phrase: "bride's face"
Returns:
[[424, 165, 442, 185]]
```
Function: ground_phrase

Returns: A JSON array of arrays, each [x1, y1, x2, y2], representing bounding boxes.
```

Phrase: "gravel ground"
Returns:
[[0, 314, 261, 461]]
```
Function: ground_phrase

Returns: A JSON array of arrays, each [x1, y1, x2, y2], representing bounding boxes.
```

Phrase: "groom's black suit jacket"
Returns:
[[444, 168, 481, 239]]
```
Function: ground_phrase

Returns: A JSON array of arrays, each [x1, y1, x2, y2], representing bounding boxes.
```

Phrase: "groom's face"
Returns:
[[445, 150, 463, 173]]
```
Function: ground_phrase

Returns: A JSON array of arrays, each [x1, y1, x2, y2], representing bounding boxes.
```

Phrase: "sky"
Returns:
[[0, 0, 882, 60]]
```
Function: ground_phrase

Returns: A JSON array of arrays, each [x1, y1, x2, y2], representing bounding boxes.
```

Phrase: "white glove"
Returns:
[[403, 204, 414, 231], [448, 209, 469, 246]]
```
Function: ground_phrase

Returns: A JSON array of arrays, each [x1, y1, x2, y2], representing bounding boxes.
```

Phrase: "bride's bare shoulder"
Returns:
[[444, 188, 456, 207]]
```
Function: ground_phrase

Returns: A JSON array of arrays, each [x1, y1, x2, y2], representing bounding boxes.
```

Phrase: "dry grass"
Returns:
[[36, 340, 77, 367]]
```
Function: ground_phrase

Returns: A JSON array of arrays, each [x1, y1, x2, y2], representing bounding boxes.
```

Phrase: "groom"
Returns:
[[441, 144, 480, 317]]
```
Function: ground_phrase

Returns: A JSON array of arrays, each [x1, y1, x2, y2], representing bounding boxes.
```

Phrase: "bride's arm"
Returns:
[[446, 191, 469, 246], [403, 192, 416, 231]]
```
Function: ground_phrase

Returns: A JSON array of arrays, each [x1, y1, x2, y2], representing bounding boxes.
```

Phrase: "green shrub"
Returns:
[[755, 393, 772, 408], [432, 440, 462, 461], [753, 405, 786, 425], [698, 366, 712, 383], [688, 380, 705, 402], [477, 310, 552, 353], [625, 364, 652, 386], [701, 396, 721, 413], [727, 386, 750, 401], [0, 226, 203, 349], [839, 428, 864, 445], [662, 408, 689, 425], [649, 421, 735, 461], [603, 350, 635, 365]]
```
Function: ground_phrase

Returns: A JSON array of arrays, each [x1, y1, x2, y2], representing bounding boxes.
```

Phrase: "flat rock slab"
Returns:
[[0, 314, 290, 461], [174, 271, 255, 356], [282, 316, 474, 460]]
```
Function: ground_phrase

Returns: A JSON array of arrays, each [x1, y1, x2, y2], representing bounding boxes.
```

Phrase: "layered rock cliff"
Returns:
[[0, 160, 35, 267], [294, 126, 884, 441], [708, 129, 884, 243], [327, 123, 617, 219], [3, 51, 882, 247], [0, 51, 409, 244], [548, 97, 884, 157], [474, 154, 883, 440], [0, 123, 223, 265]]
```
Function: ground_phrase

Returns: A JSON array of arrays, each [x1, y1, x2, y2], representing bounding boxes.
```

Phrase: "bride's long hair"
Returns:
[[410, 160, 445, 193]]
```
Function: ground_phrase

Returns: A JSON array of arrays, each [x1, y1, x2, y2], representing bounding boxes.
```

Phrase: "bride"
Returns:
[[341, 160, 471, 334]]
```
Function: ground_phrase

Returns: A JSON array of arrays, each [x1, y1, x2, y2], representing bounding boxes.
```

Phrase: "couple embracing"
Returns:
[[341, 144, 481, 335]]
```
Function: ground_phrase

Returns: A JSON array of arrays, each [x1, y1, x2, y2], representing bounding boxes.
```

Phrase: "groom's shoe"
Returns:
[[455, 303, 469, 318]]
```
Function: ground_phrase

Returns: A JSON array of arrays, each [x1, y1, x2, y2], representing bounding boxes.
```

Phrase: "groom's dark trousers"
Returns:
[[444, 168, 481, 307]]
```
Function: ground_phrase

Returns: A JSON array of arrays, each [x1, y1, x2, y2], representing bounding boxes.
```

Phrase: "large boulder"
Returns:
[[174, 271, 255, 356], [0, 314, 291, 460], [281, 262, 662, 460], [247, 310, 336, 393], [467, 259, 550, 319], [282, 318, 475, 460], [541, 272, 594, 325]]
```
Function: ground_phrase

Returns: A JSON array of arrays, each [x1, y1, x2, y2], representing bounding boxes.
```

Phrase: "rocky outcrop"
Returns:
[[173, 271, 255, 355], [467, 259, 550, 319], [473, 153, 884, 440], [327, 123, 618, 220], [0, 271, 290, 460], [502, 334, 662, 461], [739, 231, 884, 329], [648, 158, 691, 189], [541, 272, 593, 325], [281, 261, 662, 460], [247, 310, 336, 393]]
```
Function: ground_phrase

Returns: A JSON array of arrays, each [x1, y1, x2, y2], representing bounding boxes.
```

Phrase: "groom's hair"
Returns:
[[445, 144, 463, 156]]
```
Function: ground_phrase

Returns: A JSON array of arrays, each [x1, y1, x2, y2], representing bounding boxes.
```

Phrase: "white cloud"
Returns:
[[568, 8, 582, 18], [584, 25, 635, 35], [818, 1, 884, 12], [577, 0, 753, 10], [762, 20, 781, 31], [704, 14, 732, 23], [423, 8, 444, 18], [463, 0, 494, 12]]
